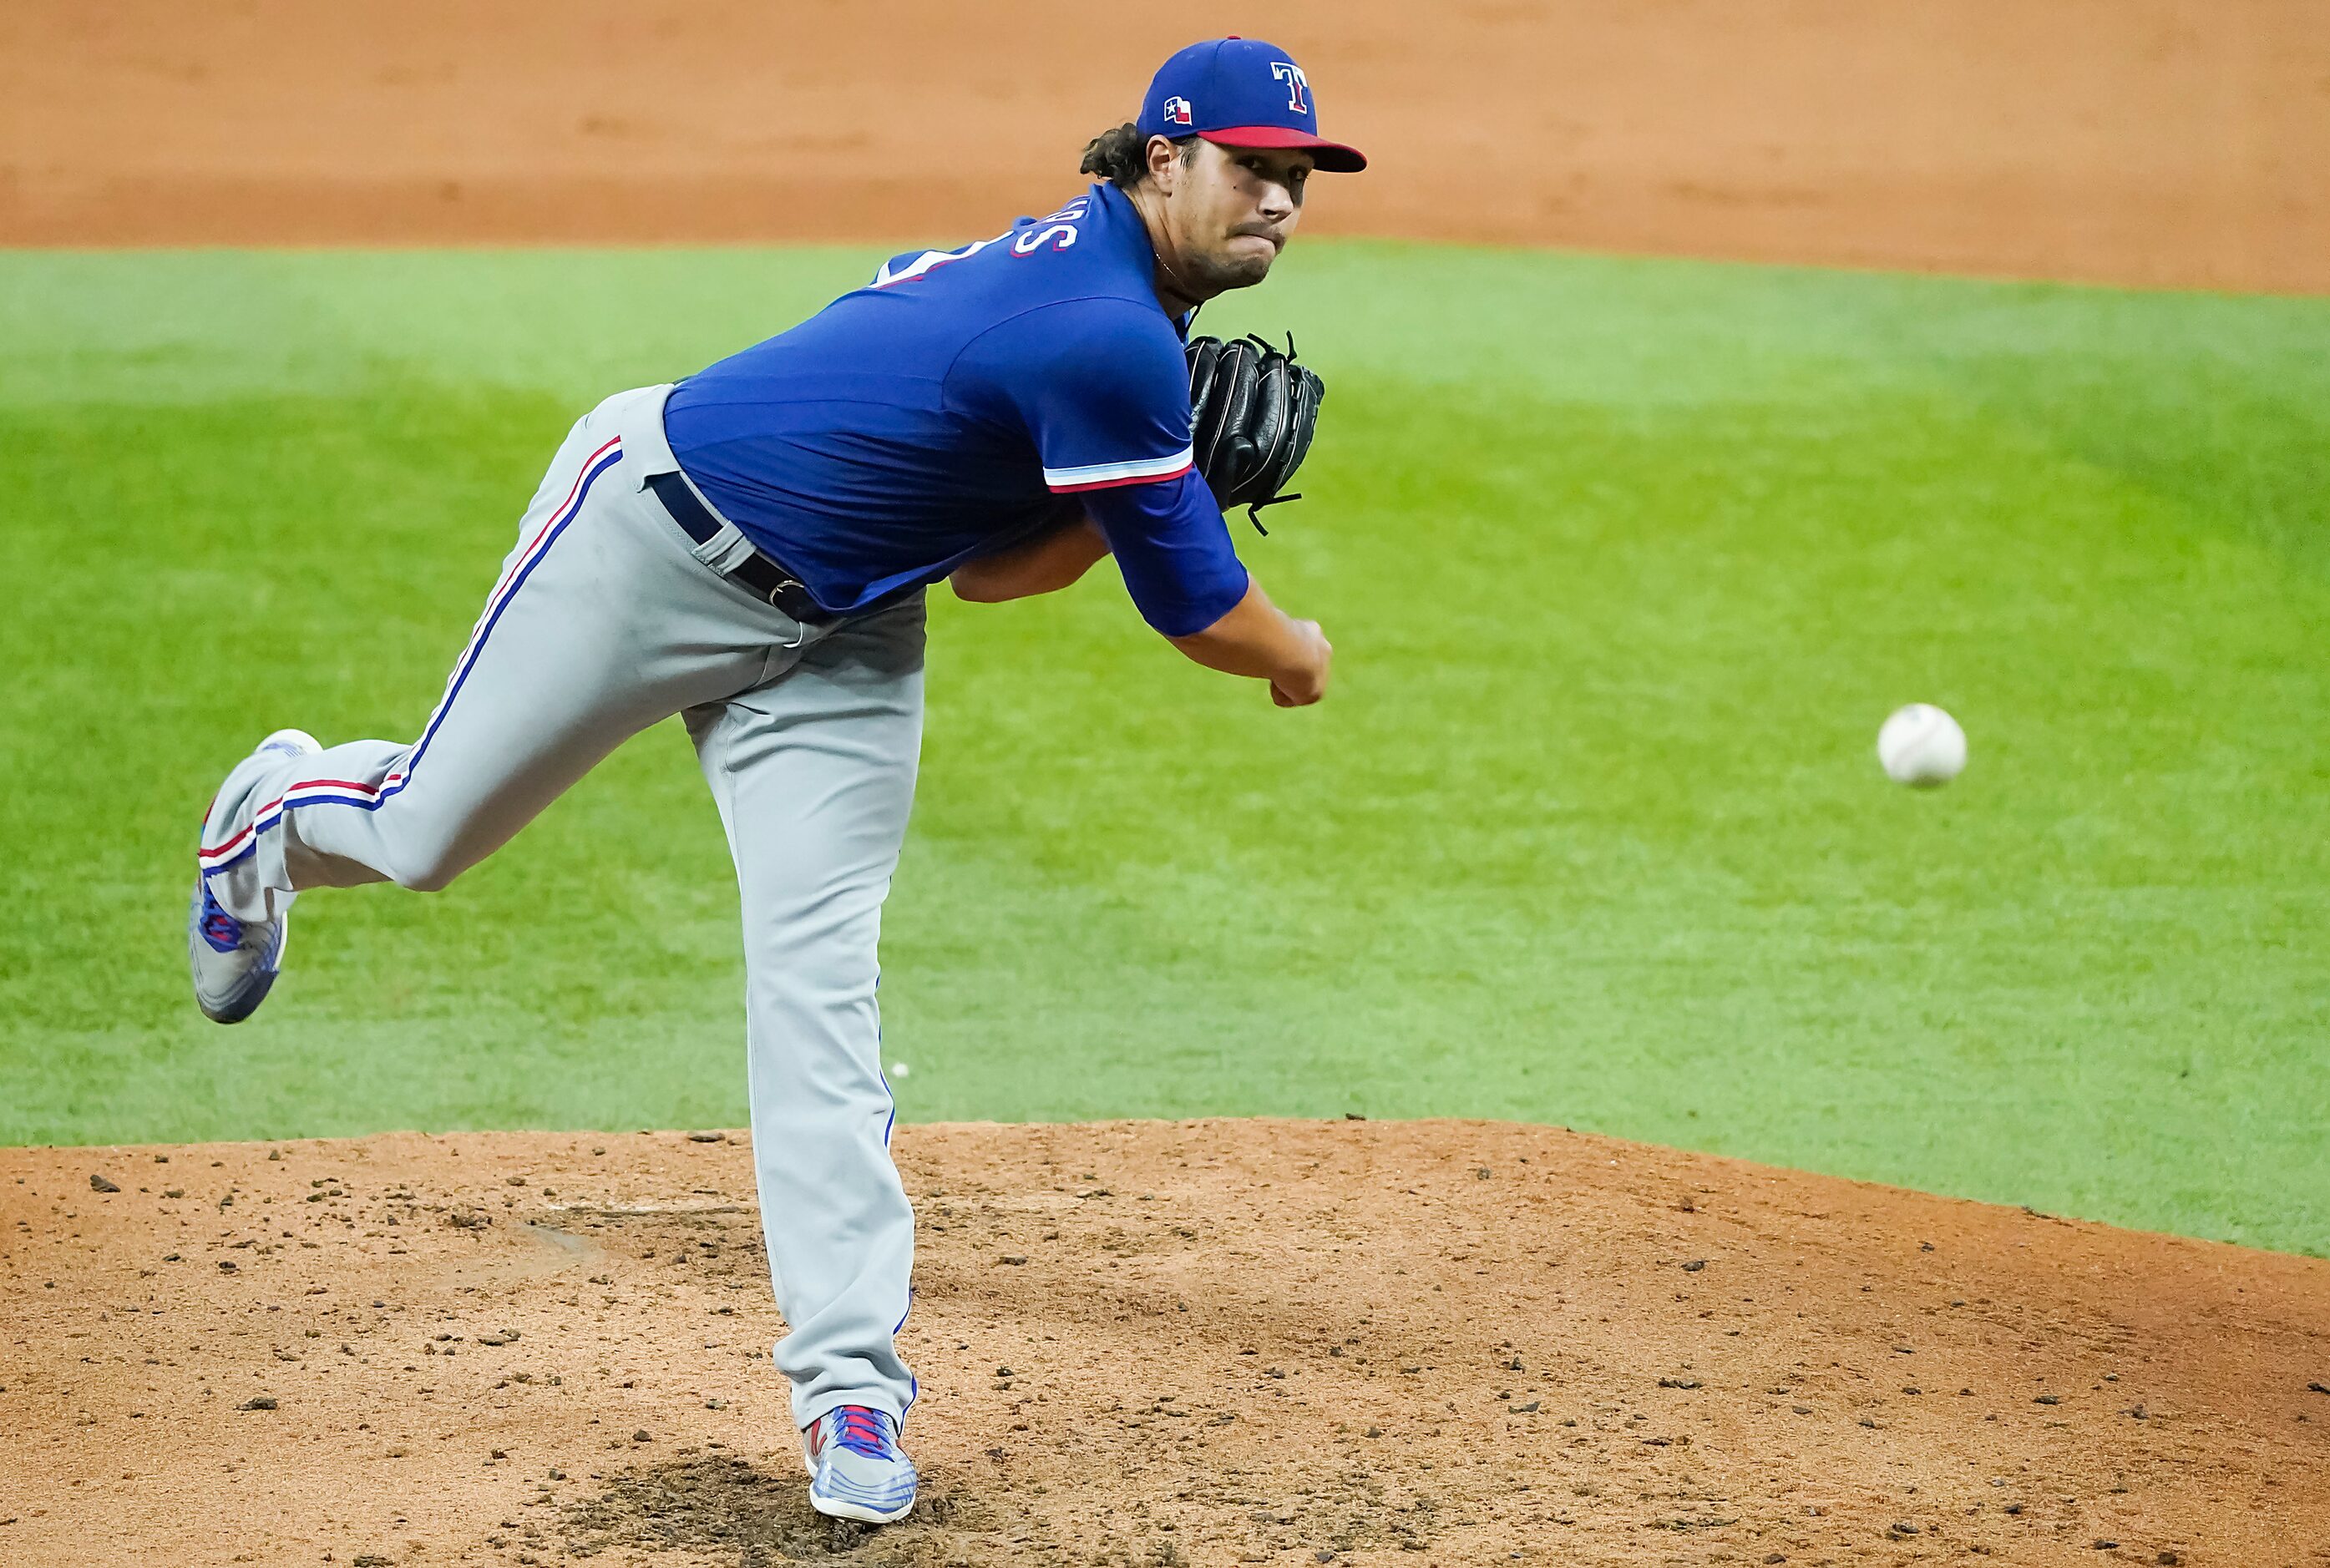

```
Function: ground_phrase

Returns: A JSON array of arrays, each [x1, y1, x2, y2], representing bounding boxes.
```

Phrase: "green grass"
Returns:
[[2, 244, 2325, 1254]]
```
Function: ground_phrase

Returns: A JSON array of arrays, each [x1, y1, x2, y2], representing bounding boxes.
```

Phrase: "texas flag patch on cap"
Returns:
[[1162, 94, 1193, 127]]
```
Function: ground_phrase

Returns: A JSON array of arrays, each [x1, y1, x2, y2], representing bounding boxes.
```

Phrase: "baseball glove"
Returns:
[[1185, 332, 1324, 534]]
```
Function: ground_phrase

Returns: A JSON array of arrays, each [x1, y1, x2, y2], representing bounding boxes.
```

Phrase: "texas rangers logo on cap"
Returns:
[[1135, 37, 1367, 173], [1269, 61, 1310, 114]]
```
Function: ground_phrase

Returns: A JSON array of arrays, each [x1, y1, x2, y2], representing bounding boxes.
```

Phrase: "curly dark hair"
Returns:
[[1079, 123, 1200, 188]]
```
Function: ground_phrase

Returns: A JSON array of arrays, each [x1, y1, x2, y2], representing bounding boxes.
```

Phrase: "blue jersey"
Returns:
[[663, 181, 1249, 637]]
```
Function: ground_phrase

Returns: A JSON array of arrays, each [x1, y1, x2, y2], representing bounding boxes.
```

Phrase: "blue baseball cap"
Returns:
[[1137, 38, 1366, 173]]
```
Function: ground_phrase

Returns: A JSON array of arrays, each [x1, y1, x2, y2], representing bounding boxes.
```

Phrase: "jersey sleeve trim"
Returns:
[[1042, 445, 1195, 493]]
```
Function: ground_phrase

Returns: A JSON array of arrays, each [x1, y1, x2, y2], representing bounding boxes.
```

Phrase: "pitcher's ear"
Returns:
[[1148, 134, 1182, 194]]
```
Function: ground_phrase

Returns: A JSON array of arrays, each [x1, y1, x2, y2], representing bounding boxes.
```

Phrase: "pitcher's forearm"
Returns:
[[950, 518, 1110, 602], [1168, 576, 1324, 690]]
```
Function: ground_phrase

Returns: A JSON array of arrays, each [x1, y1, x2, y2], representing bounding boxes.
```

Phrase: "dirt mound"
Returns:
[[2, 1120, 2324, 1565], [4, 1, 2326, 291]]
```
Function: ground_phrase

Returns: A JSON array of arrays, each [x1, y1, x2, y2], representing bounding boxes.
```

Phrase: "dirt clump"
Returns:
[[1, 1119, 2325, 1565]]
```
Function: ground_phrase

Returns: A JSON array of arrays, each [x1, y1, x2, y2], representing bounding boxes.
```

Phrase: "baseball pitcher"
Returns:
[[187, 37, 1362, 1525]]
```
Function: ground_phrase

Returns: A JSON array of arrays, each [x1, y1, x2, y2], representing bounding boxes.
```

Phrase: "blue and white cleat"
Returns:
[[189, 729, 322, 1024], [801, 1404, 918, 1525]]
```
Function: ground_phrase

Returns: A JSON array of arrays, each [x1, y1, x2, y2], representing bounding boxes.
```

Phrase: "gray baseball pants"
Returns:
[[198, 383, 924, 1431]]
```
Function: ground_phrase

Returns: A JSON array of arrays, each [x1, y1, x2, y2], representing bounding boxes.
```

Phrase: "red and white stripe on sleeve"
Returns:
[[1041, 446, 1195, 493]]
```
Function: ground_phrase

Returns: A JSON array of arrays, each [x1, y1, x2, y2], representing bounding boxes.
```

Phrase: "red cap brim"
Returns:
[[1200, 124, 1367, 173]]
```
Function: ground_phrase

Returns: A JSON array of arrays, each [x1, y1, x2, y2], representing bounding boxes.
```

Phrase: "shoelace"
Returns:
[[198, 886, 243, 950], [829, 1406, 893, 1459]]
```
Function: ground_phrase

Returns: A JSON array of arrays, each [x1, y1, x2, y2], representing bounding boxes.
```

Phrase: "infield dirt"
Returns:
[[3, 1120, 2323, 1566], [4, 0, 2327, 291]]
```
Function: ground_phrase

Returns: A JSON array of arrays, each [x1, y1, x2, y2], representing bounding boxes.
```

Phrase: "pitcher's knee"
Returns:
[[388, 840, 474, 894]]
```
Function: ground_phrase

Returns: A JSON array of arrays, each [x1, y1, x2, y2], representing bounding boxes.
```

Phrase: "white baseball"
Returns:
[[1877, 704, 1967, 787]]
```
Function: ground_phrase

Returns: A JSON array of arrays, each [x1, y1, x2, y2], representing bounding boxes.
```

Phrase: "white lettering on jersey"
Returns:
[[874, 197, 1094, 284], [873, 236, 1000, 288], [1011, 222, 1078, 256]]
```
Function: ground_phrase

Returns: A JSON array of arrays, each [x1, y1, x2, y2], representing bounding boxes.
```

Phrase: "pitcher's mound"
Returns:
[[3, 1120, 2323, 1565]]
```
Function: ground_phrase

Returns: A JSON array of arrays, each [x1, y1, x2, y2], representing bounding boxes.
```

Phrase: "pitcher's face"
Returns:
[[1159, 138, 1310, 292]]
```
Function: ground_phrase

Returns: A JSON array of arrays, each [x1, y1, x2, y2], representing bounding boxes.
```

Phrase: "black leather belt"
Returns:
[[647, 469, 834, 625]]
